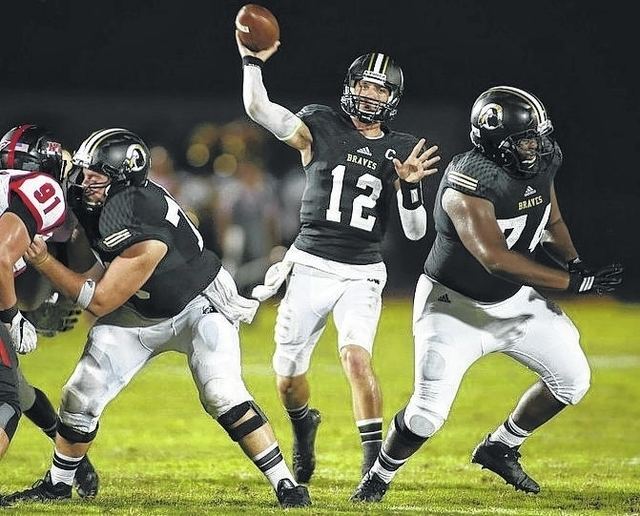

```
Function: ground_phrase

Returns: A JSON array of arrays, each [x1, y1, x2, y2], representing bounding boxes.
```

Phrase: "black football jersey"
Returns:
[[293, 104, 420, 264], [425, 140, 562, 302], [80, 181, 221, 318]]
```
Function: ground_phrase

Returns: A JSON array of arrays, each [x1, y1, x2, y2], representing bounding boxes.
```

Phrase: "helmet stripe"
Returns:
[[74, 128, 127, 167], [6, 124, 32, 169], [367, 53, 376, 71], [382, 55, 390, 75], [373, 53, 385, 74], [492, 86, 548, 125]]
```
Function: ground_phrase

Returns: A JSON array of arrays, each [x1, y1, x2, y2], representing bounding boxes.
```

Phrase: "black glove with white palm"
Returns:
[[567, 257, 624, 295]]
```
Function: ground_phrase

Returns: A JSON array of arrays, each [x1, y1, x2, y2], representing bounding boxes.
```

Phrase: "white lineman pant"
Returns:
[[403, 275, 591, 438], [272, 264, 386, 377], [59, 291, 253, 435]]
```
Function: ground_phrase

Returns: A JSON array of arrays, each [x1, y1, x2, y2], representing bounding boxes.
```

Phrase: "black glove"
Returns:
[[567, 262, 624, 295], [22, 293, 82, 338]]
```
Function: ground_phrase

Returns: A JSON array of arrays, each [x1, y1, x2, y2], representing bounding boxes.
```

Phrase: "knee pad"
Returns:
[[57, 418, 99, 443], [0, 402, 21, 441], [217, 401, 268, 442], [393, 408, 429, 445], [200, 378, 252, 419], [550, 370, 591, 405], [58, 382, 100, 435], [403, 399, 447, 438]]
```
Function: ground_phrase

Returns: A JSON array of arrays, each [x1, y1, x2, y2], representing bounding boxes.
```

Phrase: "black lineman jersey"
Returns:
[[425, 140, 562, 302], [293, 104, 420, 264], [80, 181, 221, 318]]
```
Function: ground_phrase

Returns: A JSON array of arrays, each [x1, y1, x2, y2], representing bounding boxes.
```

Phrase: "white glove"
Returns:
[[8, 310, 38, 354]]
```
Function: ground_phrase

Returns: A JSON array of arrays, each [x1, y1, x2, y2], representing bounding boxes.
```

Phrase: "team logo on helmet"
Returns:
[[478, 103, 503, 131], [124, 144, 147, 173]]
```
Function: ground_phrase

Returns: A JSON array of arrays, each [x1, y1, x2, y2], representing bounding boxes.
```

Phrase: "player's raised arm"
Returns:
[[235, 32, 313, 160]]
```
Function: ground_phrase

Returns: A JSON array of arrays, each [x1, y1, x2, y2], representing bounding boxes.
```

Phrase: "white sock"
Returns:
[[252, 443, 296, 489], [369, 449, 407, 483], [50, 449, 83, 486], [488, 414, 532, 448]]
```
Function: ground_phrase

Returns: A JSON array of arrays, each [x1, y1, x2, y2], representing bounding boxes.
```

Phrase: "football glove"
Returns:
[[567, 263, 624, 295], [22, 293, 82, 338], [8, 310, 38, 354]]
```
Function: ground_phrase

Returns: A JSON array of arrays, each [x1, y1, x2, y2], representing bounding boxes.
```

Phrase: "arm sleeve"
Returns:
[[396, 188, 427, 240], [242, 64, 303, 141], [6, 194, 38, 240]]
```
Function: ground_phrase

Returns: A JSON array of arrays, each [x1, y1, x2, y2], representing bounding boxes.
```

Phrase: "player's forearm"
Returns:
[[0, 260, 18, 310], [242, 60, 302, 140], [480, 248, 570, 290], [396, 181, 427, 240], [30, 254, 87, 305], [541, 218, 578, 264]]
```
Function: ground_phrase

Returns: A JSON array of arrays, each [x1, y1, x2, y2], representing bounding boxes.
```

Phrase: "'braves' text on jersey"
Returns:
[[79, 181, 221, 318], [293, 104, 420, 264], [426, 139, 562, 302]]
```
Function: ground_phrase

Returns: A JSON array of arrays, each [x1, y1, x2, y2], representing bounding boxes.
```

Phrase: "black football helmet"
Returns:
[[340, 53, 404, 124], [0, 124, 64, 180], [470, 86, 554, 177], [67, 128, 151, 212]]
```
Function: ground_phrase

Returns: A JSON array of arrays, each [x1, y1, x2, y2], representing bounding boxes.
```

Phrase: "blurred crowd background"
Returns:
[[1, 0, 637, 300]]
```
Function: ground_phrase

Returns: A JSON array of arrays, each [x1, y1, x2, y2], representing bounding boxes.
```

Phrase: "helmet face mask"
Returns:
[[0, 124, 64, 181], [69, 128, 150, 212], [470, 86, 554, 177], [340, 53, 404, 124]]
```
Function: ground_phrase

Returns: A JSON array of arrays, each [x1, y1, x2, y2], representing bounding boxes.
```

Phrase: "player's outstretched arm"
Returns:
[[236, 32, 312, 159], [25, 236, 167, 318]]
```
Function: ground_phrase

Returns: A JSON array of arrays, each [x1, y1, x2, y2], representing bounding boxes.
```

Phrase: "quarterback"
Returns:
[[237, 34, 440, 483]]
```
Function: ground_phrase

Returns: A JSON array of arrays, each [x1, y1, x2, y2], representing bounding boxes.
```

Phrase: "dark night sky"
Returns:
[[2, 0, 638, 298]]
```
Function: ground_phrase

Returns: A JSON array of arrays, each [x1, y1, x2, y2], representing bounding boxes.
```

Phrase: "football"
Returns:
[[235, 4, 280, 52]]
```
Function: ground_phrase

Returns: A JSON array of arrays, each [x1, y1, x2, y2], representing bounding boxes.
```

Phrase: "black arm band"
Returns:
[[242, 55, 264, 68], [0, 305, 18, 324], [399, 179, 423, 210]]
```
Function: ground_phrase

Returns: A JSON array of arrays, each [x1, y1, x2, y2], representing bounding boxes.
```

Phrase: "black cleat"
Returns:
[[350, 471, 389, 502], [292, 408, 321, 483], [471, 435, 540, 494], [275, 478, 312, 508], [2, 471, 72, 505], [74, 455, 100, 498]]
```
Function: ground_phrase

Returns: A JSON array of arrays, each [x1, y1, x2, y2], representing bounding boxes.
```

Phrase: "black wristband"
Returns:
[[0, 304, 18, 324], [242, 55, 264, 68], [399, 179, 423, 210]]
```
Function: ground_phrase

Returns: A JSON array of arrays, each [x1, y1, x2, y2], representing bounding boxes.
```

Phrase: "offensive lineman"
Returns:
[[0, 124, 98, 497], [236, 35, 440, 482], [352, 86, 624, 501], [3, 128, 311, 508]]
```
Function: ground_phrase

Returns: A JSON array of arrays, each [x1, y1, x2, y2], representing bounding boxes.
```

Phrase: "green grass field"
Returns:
[[2, 298, 639, 515]]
